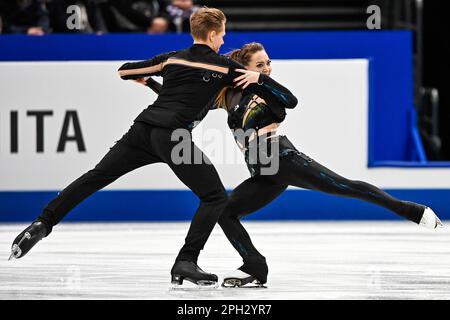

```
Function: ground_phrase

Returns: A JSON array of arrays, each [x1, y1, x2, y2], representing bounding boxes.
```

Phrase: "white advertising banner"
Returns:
[[1, 60, 449, 191]]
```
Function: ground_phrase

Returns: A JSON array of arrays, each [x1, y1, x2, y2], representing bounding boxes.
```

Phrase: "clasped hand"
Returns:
[[233, 69, 261, 89]]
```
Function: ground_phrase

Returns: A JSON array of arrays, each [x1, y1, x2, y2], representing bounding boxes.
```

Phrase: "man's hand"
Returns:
[[234, 69, 261, 89]]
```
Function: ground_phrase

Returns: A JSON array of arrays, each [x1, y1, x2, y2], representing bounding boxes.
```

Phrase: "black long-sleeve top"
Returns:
[[144, 73, 298, 132], [118, 43, 297, 130], [142, 61, 298, 177], [223, 81, 298, 132]]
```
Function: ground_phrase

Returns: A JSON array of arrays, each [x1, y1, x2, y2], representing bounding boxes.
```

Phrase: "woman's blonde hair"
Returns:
[[215, 42, 265, 109]]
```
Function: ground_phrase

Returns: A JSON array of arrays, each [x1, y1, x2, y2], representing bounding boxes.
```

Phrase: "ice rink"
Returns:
[[1, 221, 449, 300]]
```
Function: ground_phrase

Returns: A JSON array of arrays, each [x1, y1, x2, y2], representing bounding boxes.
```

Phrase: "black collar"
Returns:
[[191, 43, 215, 53]]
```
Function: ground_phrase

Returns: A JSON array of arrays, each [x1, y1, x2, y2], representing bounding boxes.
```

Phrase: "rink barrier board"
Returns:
[[0, 189, 449, 222]]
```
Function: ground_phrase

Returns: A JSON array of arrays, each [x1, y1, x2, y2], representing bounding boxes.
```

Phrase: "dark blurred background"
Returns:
[[0, 0, 448, 160]]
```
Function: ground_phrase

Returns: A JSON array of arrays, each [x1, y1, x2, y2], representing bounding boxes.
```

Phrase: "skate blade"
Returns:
[[222, 278, 266, 289], [170, 279, 218, 291], [8, 244, 21, 261], [8, 232, 31, 261]]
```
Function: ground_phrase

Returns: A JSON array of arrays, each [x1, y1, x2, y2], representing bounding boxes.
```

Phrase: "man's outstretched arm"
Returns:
[[117, 52, 175, 80]]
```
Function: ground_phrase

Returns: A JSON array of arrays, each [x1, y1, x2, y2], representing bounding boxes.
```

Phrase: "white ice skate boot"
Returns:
[[419, 207, 443, 229], [222, 270, 265, 288]]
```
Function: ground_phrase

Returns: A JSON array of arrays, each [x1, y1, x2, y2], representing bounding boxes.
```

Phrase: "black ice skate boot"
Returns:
[[171, 261, 218, 287], [9, 221, 47, 260]]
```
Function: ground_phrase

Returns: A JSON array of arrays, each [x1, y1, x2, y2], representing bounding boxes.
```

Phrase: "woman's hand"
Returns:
[[133, 77, 149, 86], [233, 69, 261, 89]]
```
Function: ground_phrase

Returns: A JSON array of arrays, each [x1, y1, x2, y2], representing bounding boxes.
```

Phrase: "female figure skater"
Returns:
[[141, 43, 442, 288], [216, 43, 443, 287]]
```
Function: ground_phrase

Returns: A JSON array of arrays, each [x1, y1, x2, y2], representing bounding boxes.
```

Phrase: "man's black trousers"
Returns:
[[38, 121, 228, 263]]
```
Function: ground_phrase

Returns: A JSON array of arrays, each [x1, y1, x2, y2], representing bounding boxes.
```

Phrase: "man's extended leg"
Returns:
[[38, 141, 157, 233], [168, 157, 229, 285], [150, 127, 228, 285], [10, 123, 160, 259], [168, 150, 228, 263]]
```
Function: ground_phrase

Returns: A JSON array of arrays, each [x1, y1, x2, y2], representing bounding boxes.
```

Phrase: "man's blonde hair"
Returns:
[[190, 7, 226, 40]]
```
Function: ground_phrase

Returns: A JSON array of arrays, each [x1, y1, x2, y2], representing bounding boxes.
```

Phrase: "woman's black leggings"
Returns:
[[218, 148, 425, 283]]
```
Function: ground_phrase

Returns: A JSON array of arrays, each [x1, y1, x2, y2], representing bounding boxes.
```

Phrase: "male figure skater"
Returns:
[[9, 7, 281, 286]]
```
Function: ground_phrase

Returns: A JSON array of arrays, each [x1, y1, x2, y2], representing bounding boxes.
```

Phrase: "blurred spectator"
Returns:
[[108, 0, 168, 33], [147, 16, 169, 34], [47, 0, 170, 34], [47, 0, 109, 34], [84, 0, 109, 34], [163, 0, 199, 33], [0, 0, 202, 35], [0, 0, 50, 35]]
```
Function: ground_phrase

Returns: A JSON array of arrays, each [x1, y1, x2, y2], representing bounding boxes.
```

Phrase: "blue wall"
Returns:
[[1, 189, 449, 222], [1, 32, 449, 221]]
